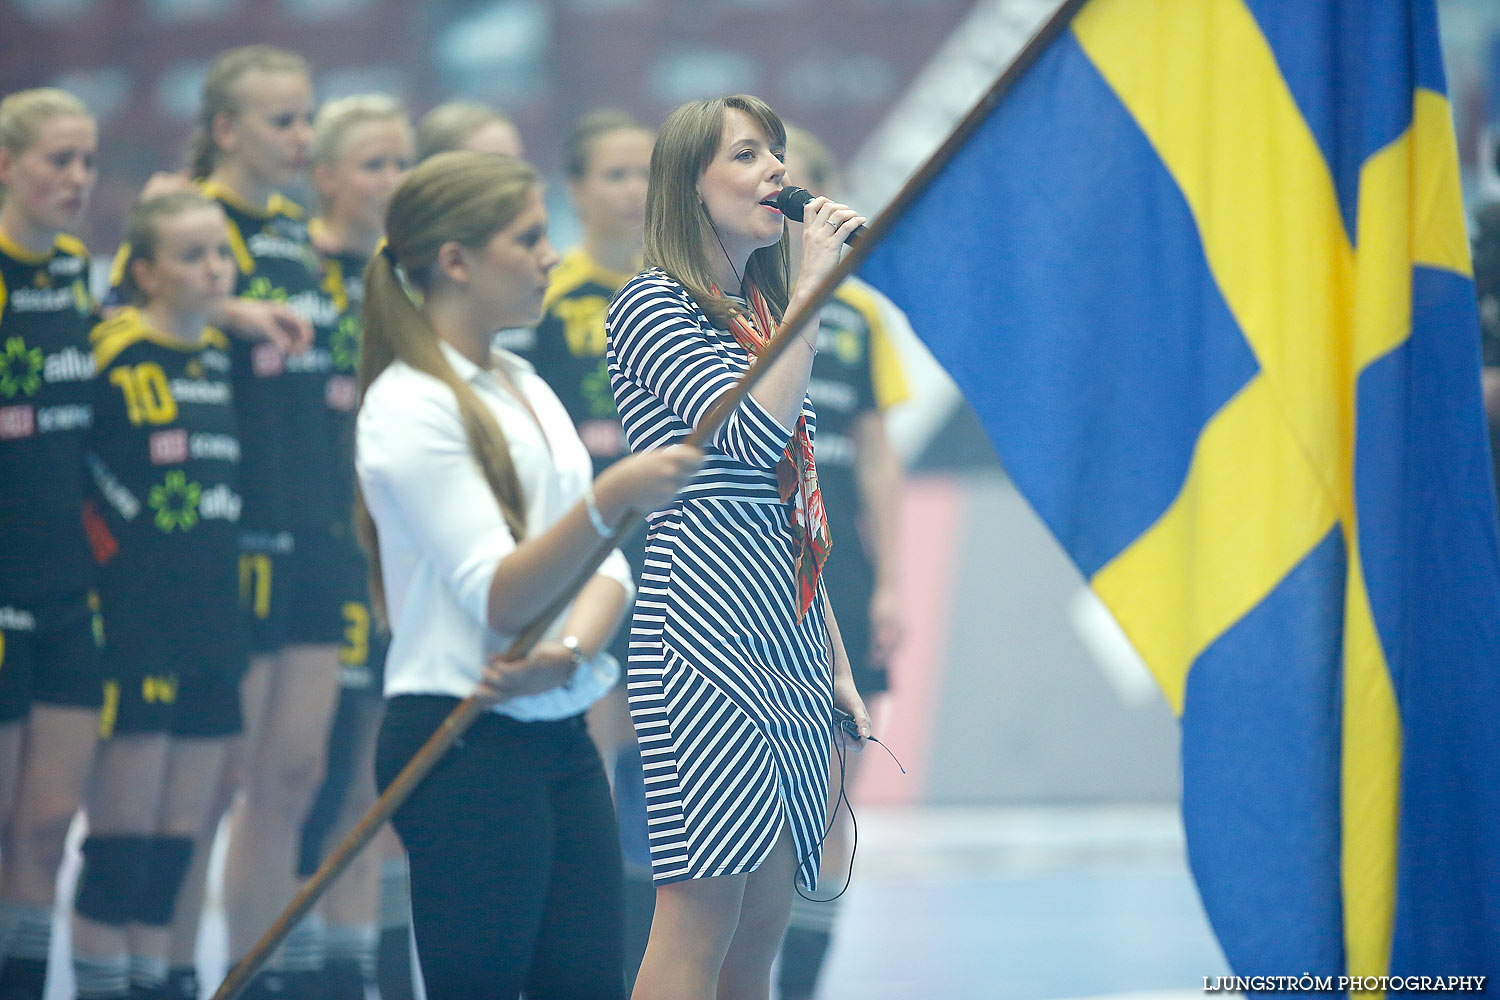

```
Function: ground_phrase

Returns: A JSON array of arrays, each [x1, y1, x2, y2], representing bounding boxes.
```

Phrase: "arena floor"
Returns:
[[44, 804, 1230, 1000]]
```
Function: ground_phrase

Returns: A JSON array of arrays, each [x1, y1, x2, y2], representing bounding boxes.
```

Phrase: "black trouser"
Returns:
[[375, 695, 625, 1000]]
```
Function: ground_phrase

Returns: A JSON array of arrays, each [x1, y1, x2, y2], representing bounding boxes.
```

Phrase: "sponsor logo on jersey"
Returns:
[[330, 315, 360, 371], [240, 530, 294, 554], [148, 470, 202, 532], [285, 346, 333, 374], [36, 403, 92, 433], [243, 281, 337, 328], [44, 345, 94, 383], [0, 606, 37, 631], [189, 433, 240, 462], [247, 231, 316, 267], [0, 404, 35, 439], [88, 452, 142, 521], [813, 433, 855, 467], [580, 419, 626, 459], [582, 360, 619, 419], [150, 429, 189, 465], [493, 327, 536, 353], [168, 378, 231, 405], [252, 342, 285, 377], [325, 374, 356, 412], [199, 348, 231, 373], [8, 286, 76, 312], [198, 483, 242, 523], [286, 289, 339, 328], [807, 377, 857, 413], [1, 337, 44, 398], [49, 254, 84, 277]]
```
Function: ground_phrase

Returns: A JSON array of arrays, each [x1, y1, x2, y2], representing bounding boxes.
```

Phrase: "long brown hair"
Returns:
[[355, 150, 536, 623], [643, 94, 790, 330], [189, 45, 309, 180]]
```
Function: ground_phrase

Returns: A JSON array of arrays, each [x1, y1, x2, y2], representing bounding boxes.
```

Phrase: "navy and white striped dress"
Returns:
[[607, 268, 832, 890]]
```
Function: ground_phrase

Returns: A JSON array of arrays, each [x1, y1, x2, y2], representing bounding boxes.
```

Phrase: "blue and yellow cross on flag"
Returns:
[[862, 0, 1500, 984]]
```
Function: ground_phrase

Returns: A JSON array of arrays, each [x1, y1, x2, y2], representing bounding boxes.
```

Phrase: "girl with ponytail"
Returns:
[[356, 150, 700, 1000]]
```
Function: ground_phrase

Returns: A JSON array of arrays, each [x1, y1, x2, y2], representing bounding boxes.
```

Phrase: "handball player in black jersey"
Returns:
[[180, 46, 346, 999], [69, 191, 245, 1000], [299, 93, 415, 1000], [0, 87, 105, 1000]]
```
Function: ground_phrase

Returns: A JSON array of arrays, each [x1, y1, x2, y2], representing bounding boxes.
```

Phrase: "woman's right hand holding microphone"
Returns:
[[789, 195, 865, 312]]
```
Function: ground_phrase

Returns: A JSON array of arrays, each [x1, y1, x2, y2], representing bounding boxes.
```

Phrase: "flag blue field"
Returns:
[[861, 0, 1500, 983]]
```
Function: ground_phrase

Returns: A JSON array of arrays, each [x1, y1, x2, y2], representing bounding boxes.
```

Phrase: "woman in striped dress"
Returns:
[[605, 94, 871, 1000]]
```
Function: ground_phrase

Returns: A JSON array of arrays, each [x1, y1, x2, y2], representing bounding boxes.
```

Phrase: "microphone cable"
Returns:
[[795, 721, 905, 903]]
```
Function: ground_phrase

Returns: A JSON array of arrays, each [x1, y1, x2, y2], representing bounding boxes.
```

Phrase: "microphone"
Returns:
[[774, 186, 867, 245]]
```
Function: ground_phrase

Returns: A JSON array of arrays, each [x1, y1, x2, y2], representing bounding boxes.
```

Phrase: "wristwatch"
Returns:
[[560, 635, 587, 668]]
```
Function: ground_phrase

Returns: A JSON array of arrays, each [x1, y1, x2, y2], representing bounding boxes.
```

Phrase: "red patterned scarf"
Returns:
[[718, 284, 831, 622]]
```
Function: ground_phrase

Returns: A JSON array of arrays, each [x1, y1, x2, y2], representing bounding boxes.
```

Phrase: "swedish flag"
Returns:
[[862, 0, 1500, 982]]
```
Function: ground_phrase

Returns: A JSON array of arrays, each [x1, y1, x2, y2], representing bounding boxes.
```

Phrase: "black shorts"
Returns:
[[0, 591, 107, 723], [240, 527, 378, 655], [101, 669, 242, 740]]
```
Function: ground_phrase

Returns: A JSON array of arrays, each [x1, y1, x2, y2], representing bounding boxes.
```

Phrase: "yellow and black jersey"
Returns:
[[0, 230, 98, 601], [87, 308, 244, 675], [808, 276, 910, 478], [310, 222, 369, 529], [806, 276, 911, 674], [139, 182, 341, 536], [519, 247, 641, 671], [521, 247, 635, 475]]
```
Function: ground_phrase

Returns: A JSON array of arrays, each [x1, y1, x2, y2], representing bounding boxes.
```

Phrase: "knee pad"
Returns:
[[133, 836, 194, 926], [75, 834, 150, 926]]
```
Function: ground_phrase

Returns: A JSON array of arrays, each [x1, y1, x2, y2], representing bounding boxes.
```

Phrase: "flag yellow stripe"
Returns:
[[1075, 0, 1356, 491], [1339, 533, 1401, 982], [1091, 376, 1337, 712], [1410, 90, 1472, 278], [1329, 85, 1469, 984], [1076, 0, 1410, 979]]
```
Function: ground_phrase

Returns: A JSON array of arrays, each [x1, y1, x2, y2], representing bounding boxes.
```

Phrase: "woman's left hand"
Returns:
[[833, 674, 871, 753], [476, 641, 576, 705]]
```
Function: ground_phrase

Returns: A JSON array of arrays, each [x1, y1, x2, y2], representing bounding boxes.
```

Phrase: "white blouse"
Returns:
[[356, 341, 635, 721]]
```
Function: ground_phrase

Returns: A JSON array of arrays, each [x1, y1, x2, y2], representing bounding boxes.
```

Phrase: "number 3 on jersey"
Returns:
[[340, 602, 369, 668], [109, 362, 178, 425]]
